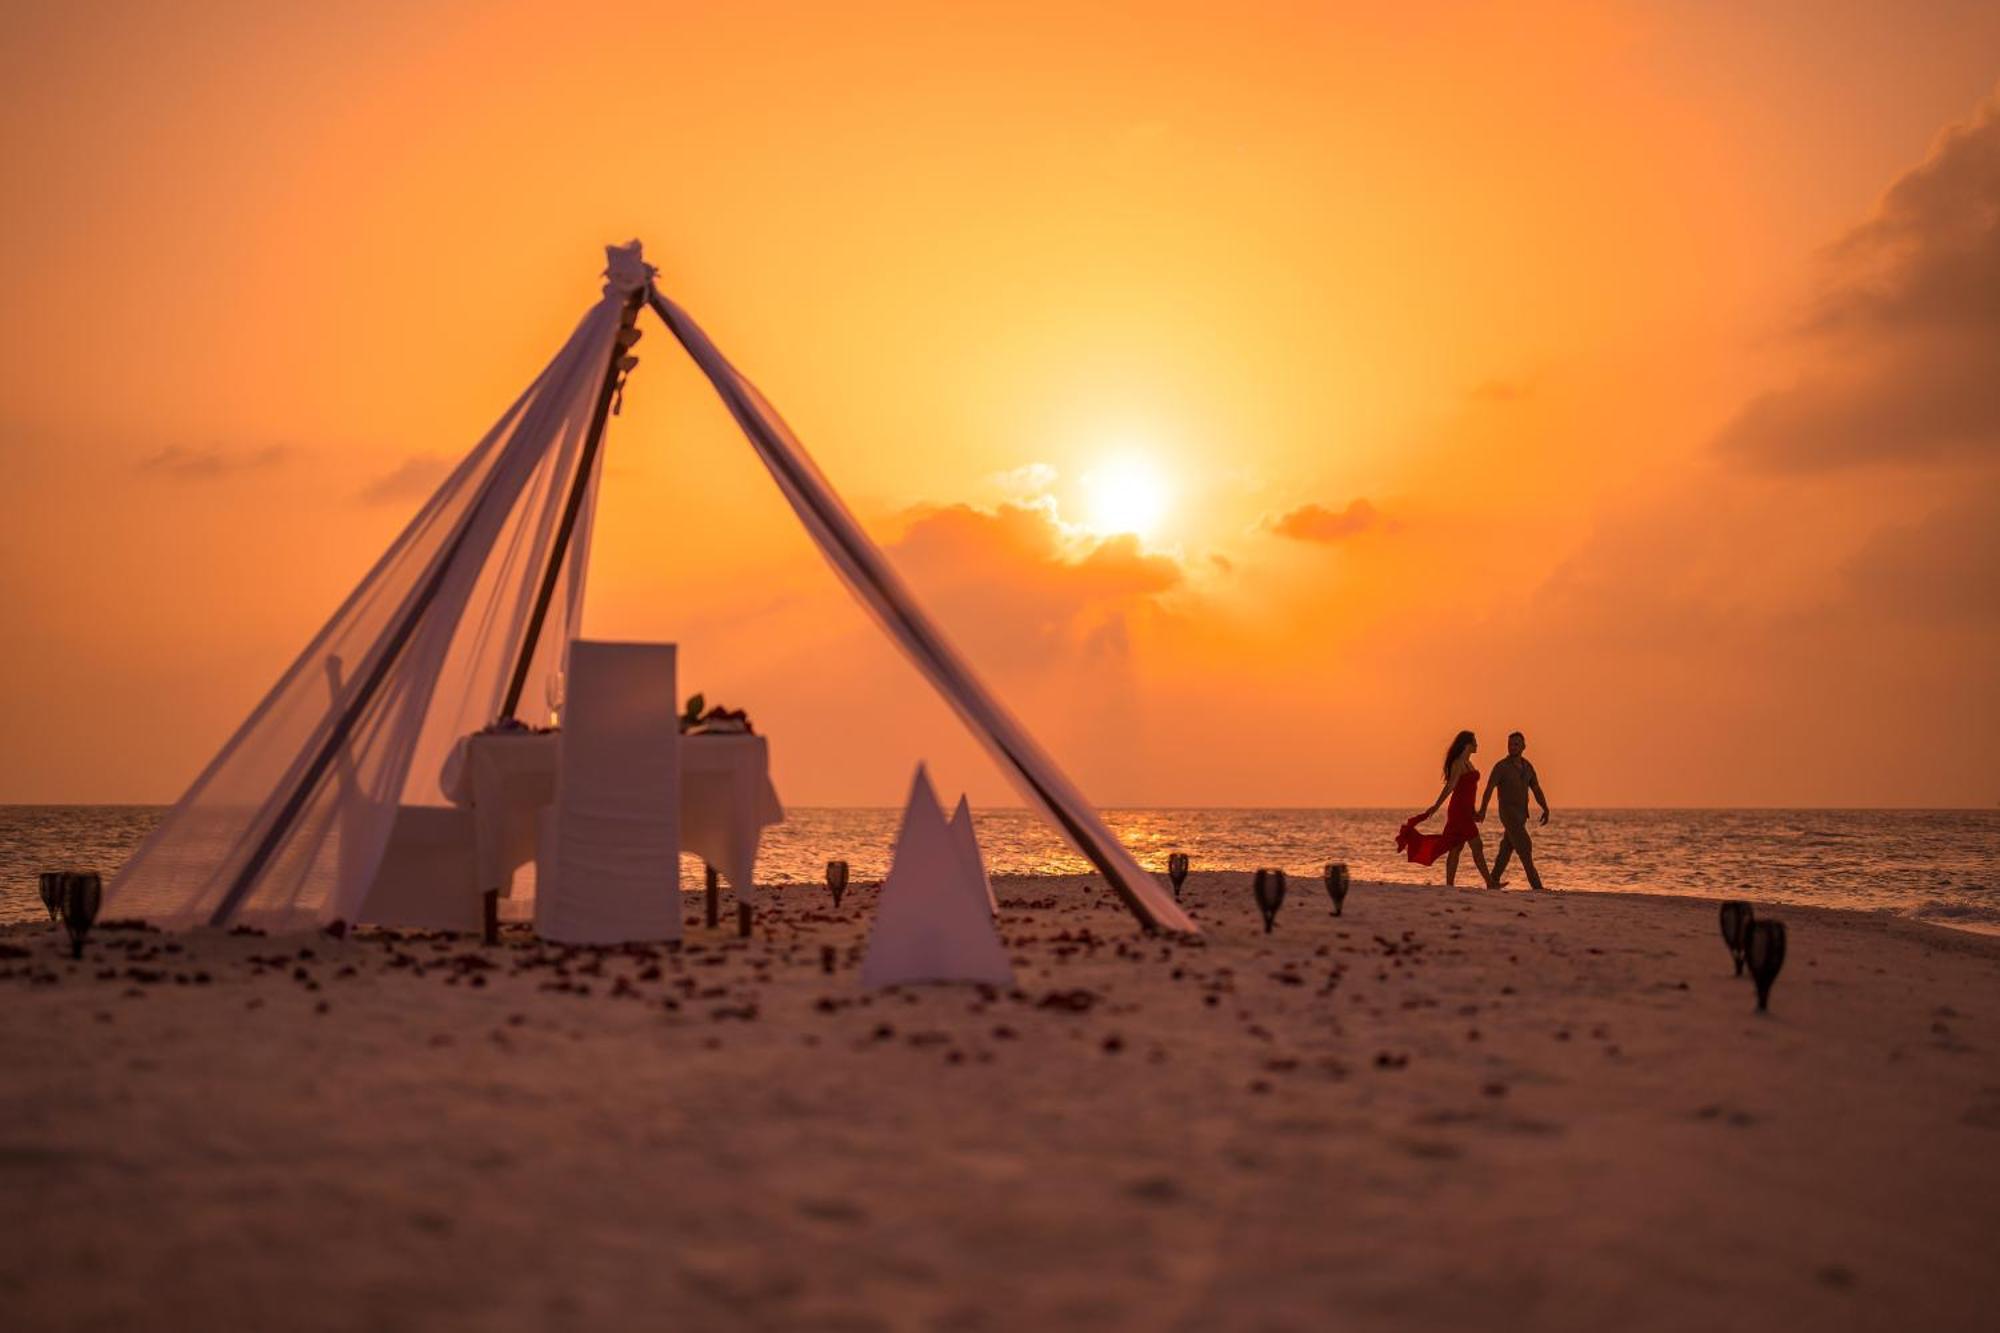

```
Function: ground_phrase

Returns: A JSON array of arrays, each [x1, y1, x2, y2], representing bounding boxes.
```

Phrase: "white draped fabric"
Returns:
[[648, 288, 1196, 936], [105, 254, 644, 932], [439, 730, 783, 904], [104, 240, 1194, 938], [532, 641, 682, 945]]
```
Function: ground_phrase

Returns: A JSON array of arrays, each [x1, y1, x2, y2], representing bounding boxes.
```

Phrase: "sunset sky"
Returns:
[[2, 1, 1996, 809]]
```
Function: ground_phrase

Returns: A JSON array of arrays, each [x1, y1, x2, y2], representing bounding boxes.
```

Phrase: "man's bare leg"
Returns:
[[1491, 830, 1514, 887], [1507, 822, 1547, 891]]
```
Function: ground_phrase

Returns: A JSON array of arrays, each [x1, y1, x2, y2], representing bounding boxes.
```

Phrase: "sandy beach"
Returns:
[[4, 874, 1997, 1332]]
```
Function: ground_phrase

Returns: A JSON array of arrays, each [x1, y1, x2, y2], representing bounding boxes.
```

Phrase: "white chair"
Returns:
[[354, 806, 484, 932], [533, 641, 683, 944]]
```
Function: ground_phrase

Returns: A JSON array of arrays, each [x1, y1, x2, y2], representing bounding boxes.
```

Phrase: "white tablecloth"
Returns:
[[440, 731, 783, 904]]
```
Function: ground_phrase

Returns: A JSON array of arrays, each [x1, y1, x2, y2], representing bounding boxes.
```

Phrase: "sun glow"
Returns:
[[1081, 455, 1171, 540]]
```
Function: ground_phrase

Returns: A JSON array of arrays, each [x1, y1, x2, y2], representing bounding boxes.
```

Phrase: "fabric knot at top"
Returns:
[[603, 240, 656, 297]]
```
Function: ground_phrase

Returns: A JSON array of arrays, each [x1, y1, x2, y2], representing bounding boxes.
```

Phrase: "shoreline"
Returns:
[[8, 806, 1995, 937], [6, 872, 1998, 1330]]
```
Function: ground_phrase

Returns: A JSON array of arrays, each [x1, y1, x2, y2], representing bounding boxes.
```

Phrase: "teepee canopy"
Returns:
[[106, 242, 1196, 937]]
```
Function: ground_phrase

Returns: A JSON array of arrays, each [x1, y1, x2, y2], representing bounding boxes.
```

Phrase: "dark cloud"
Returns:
[[1267, 498, 1382, 544], [356, 454, 453, 506], [135, 443, 288, 481], [1719, 92, 2000, 471]]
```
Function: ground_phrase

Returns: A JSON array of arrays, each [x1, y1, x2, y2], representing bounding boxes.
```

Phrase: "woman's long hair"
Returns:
[[1442, 730, 1476, 779]]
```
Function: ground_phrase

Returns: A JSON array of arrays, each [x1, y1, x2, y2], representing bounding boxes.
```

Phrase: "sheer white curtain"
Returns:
[[106, 265, 637, 932], [648, 287, 1196, 936], [106, 241, 1192, 938]]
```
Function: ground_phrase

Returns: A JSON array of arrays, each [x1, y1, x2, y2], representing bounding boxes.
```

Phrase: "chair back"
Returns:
[[535, 641, 682, 943]]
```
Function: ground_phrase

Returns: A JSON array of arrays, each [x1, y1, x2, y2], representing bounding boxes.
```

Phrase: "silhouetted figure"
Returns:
[[1396, 730, 1497, 888], [1481, 731, 1551, 891]]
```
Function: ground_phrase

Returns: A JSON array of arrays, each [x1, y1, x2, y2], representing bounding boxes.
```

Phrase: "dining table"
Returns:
[[439, 729, 785, 917]]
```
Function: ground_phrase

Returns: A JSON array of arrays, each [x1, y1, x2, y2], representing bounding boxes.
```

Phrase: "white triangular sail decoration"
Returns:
[[860, 767, 1015, 990], [947, 794, 997, 914]]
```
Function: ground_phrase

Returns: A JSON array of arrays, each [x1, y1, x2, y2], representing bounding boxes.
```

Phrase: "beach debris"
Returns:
[[1168, 852, 1190, 899], [1037, 987, 1099, 1013], [1746, 920, 1787, 1012], [1718, 901, 1754, 976], [38, 871, 65, 922], [1253, 870, 1286, 933], [825, 860, 850, 907], [60, 872, 103, 960], [1323, 863, 1350, 916]]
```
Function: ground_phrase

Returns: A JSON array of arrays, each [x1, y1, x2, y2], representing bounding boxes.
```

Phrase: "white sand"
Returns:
[[3, 874, 1997, 1332]]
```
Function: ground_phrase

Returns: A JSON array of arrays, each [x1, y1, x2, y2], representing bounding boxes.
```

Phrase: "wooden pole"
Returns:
[[207, 300, 642, 930], [498, 292, 645, 721], [704, 863, 720, 929]]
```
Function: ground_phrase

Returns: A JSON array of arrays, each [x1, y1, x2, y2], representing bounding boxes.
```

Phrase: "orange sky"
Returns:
[[2, 1, 1996, 808]]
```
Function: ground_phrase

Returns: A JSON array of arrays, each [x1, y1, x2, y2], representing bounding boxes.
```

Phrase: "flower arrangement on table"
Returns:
[[679, 693, 754, 735]]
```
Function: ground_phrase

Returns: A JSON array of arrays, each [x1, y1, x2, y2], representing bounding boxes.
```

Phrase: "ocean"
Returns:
[[3, 805, 1997, 933]]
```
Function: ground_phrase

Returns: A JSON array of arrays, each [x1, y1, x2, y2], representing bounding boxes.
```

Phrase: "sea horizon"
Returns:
[[7, 804, 1995, 934]]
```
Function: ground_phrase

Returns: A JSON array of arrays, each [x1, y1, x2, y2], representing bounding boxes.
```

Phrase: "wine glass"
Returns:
[[62, 871, 102, 959], [1253, 868, 1286, 933], [1718, 901, 1754, 976], [544, 669, 566, 730], [1746, 920, 1787, 1012], [1323, 863, 1349, 916]]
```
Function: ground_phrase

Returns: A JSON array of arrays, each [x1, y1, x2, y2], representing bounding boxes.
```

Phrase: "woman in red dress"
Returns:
[[1396, 729, 1497, 889]]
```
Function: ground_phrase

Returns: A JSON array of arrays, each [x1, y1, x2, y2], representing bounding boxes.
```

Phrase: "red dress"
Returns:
[[1396, 767, 1481, 866]]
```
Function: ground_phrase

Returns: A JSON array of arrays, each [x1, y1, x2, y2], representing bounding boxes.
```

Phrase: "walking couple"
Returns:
[[1395, 730, 1551, 890]]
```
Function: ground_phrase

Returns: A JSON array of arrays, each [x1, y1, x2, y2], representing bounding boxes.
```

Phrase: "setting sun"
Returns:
[[1080, 455, 1171, 541]]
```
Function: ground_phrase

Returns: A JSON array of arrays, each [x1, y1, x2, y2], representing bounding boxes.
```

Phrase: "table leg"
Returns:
[[704, 864, 719, 929], [736, 900, 752, 939], [483, 890, 499, 946]]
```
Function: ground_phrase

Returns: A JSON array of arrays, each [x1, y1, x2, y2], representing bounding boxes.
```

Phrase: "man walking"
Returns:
[[1480, 731, 1551, 890]]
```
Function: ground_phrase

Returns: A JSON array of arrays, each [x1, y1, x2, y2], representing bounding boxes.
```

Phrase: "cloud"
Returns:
[[356, 454, 454, 505], [1718, 91, 2000, 472], [1266, 498, 1382, 544], [1843, 481, 2000, 627], [135, 443, 288, 481], [989, 461, 1058, 497], [887, 501, 1183, 671], [895, 501, 1181, 602]]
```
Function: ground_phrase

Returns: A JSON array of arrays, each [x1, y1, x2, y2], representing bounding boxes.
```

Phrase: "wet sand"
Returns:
[[3, 874, 1997, 1332]]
